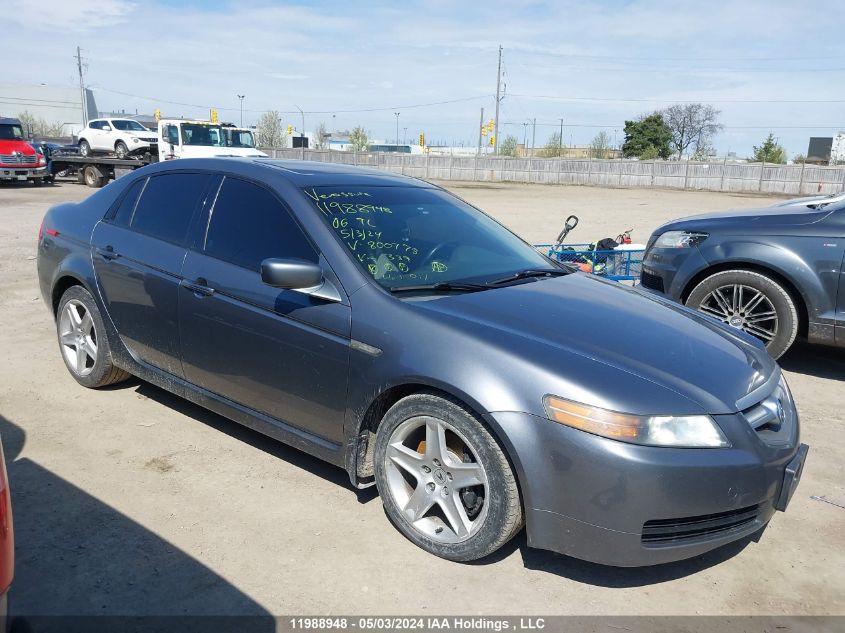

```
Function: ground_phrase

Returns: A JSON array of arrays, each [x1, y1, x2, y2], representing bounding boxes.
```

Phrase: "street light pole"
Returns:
[[394, 112, 400, 145], [237, 94, 245, 127], [295, 104, 305, 160]]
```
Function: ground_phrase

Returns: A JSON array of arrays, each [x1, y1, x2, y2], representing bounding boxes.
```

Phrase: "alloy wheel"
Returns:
[[699, 283, 778, 343], [383, 415, 489, 544], [59, 299, 98, 376]]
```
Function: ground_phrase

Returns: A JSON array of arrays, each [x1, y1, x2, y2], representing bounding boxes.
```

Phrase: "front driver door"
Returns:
[[91, 171, 214, 375], [178, 176, 351, 443]]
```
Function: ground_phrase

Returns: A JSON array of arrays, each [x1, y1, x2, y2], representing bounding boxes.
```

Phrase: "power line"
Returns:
[[501, 120, 845, 130], [506, 62, 845, 73], [507, 49, 845, 63], [508, 93, 845, 104]]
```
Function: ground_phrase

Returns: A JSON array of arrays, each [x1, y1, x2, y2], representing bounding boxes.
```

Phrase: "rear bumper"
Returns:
[[0, 166, 46, 179], [486, 410, 805, 567]]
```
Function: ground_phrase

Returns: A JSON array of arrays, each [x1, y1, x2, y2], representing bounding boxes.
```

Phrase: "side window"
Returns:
[[111, 178, 146, 227], [89, 121, 101, 130], [130, 173, 211, 244], [204, 177, 317, 271], [163, 125, 179, 145]]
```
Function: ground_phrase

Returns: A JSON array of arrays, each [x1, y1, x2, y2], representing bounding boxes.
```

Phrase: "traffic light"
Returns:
[[154, 108, 161, 122], [419, 133, 425, 147], [287, 125, 293, 135], [210, 109, 218, 123], [487, 118, 494, 133], [490, 135, 495, 146], [481, 126, 487, 137]]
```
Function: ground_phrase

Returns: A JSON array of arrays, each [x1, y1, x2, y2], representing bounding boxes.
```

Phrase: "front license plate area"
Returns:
[[775, 443, 809, 511]]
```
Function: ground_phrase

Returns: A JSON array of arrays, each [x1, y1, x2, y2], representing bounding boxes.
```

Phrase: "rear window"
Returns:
[[130, 173, 211, 244]]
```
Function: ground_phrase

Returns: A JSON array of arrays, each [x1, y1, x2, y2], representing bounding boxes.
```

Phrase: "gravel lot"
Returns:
[[1, 178, 843, 617]]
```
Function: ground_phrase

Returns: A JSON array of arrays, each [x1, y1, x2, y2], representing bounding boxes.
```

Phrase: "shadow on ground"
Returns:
[[0, 414, 274, 628], [780, 341, 845, 381]]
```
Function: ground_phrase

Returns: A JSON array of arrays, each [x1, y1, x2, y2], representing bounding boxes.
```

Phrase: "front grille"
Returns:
[[640, 270, 664, 292], [0, 154, 36, 164], [642, 504, 759, 545], [742, 380, 795, 446]]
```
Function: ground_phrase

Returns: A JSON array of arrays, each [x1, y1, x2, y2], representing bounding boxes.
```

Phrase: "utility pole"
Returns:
[[531, 118, 536, 158], [493, 44, 503, 156], [394, 112, 400, 145], [558, 118, 564, 157], [237, 95, 245, 127], [477, 107, 484, 156], [75, 46, 87, 126], [403, 127, 407, 145]]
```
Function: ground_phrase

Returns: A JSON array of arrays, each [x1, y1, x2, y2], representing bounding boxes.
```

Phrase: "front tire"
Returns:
[[114, 141, 129, 159], [374, 393, 523, 562], [56, 286, 130, 388], [685, 269, 799, 359]]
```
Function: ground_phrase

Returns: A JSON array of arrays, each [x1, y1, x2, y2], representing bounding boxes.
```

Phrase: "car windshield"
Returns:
[[0, 124, 24, 140], [181, 124, 226, 147], [226, 129, 256, 148], [111, 120, 148, 131], [302, 185, 554, 289]]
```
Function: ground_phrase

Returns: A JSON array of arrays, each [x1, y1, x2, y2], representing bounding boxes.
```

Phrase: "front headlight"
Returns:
[[132, 137, 140, 143], [543, 395, 729, 448], [654, 230, 708, 248]]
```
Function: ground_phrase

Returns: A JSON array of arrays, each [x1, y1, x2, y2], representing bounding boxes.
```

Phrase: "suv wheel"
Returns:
[[686, 269, 799, 359], [78, 139, 91, 156], [56, 286, 130, 388], [114, 141, 129, 159], [374, 393, 523, 561]]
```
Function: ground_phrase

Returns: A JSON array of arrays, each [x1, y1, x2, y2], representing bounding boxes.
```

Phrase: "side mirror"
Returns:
[[260, 258, 323, 289], [102, 125, 112, 132]]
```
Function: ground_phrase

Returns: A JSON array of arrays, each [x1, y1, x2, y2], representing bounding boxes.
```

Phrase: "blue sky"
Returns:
[[6, 0, 845, 156]]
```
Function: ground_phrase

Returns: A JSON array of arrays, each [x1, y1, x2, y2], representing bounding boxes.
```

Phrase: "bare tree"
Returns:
[[662, 104, 722, 159], [540, 132, 563, 158], [348, 126, 369, 151], [590, 131, 612, 159], [255, 111, 287, 149], [16, 111, 65, 138], [313, 122, 329, 150]]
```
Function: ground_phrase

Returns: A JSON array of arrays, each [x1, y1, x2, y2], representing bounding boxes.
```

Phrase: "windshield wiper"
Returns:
[[388, 282, 490, 294], [486, 268, 571, 286]]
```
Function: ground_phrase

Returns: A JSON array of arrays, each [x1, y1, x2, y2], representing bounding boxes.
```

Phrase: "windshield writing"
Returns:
[[303, 186, 551, 288]]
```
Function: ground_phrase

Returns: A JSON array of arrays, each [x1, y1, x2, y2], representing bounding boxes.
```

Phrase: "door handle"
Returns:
[[183, 278, 215, 297], [95, 245, 119, 261]]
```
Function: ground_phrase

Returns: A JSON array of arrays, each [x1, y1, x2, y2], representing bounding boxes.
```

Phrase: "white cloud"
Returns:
[[8, 0, 136, 30]]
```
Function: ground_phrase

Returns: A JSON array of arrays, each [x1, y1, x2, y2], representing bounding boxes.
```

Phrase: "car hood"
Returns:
[[0, 140, 36, 155], [656, 205, 834, 234], [412, 274, 775, 415]]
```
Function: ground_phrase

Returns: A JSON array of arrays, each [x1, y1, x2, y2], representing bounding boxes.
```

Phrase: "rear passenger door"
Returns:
[[178, 176, 351, 443], [91, 172, 214, 376]]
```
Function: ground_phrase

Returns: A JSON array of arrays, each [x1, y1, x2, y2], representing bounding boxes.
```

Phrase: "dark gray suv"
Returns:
[[641, 199, 845, 358], [37, 158, 807, 566]]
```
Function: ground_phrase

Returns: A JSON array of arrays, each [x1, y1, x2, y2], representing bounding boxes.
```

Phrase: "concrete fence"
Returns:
[[262, 148, 845, 196]]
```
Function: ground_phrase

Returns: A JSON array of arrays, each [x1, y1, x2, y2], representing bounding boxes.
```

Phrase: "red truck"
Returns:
[[0, 117, 48, 184]]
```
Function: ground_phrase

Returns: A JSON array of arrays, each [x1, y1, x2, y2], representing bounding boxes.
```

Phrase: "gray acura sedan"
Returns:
[[37, 159, 807, 566]]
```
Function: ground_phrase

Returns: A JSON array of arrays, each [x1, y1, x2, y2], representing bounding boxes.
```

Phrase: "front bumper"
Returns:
[[486, 410, 805, 567], [639, 245, 710, 300], [0, 166, 47, 180]]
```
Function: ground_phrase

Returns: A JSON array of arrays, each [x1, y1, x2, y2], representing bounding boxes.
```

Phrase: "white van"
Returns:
[[157, 120, 266, 160]]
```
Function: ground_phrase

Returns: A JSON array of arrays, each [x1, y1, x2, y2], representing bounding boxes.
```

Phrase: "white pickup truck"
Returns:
[[55, 119, 267, 187]]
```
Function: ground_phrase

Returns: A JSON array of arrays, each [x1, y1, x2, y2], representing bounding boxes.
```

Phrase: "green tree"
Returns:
[[255, 111, 286, 148], [540, 132, 563, 157], [500, 135, 519, 157], [349, 125, 368, 151], [752, 133, 786, 164], [621, 113, 671, 159], [590, 131, 612, 159]]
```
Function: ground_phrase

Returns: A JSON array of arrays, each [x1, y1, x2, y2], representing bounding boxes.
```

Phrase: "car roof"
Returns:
[[148, 157, 433, 188]]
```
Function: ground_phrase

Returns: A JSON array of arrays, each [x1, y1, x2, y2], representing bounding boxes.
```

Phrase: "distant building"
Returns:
[[807, 137, 833, 165], [0, 82, 97, 136]]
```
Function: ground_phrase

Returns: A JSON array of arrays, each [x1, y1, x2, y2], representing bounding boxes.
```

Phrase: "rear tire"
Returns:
[[374, 393, 523, 562], [685, 269, 799, 359], [78, 139, 91, 157], [83, 165, 106, 188], [56, 286, 130, 388]]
